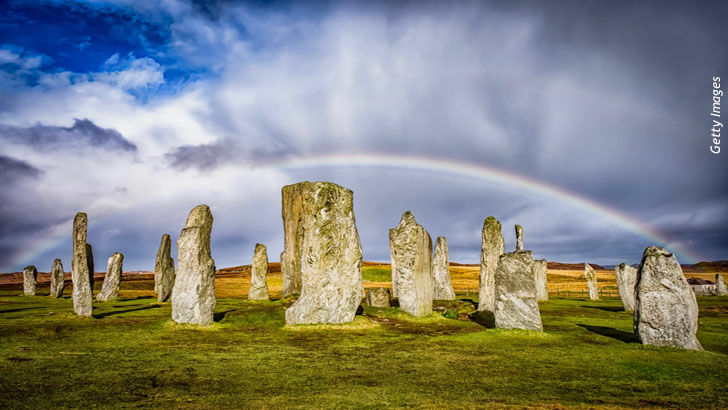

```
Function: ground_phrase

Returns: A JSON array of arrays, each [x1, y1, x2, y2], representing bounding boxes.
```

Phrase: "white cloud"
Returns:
[[1, 1, 725, 270]]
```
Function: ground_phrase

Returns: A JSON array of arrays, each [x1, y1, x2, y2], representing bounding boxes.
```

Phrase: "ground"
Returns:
[[1, 266, 726, 408]]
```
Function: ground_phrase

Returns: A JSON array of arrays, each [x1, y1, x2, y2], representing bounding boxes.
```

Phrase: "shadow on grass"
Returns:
[[461, 298, 479, 308], [117, 296, 155, 302], [0, 307, 44, 314], [577, 324, 639, 343], [581, 305, 625, 312], [470, 311, 495, 329], [213, 310, 237, 322], [94, 305, 161, 319]]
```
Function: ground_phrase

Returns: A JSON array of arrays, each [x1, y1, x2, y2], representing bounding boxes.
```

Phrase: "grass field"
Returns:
[[1, 266, 727, 408]]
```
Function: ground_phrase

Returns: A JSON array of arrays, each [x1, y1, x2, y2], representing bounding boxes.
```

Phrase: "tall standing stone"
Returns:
[[154, 234, 175, 302], [389, 211, 433, 317], [584, 263, 599, 300], [171, 205, 216, 325], [49, 258, 66, 298], [533, 259, 548, 301], [615, 263, 638, 311], [479, 216, 504, 312], [22, 265, 37, 296], [97, 252, 123, 302], [72, 212, 93, 317], [634, 246, 702, 350], [280, 183, 304, 297], [432, 237, 456, 300], [249, 243, 269, 300], [716, 274, 728, 296], [515, 224, 524, 251], [285, 182, 364, 324], [494, 250, 542, 331]]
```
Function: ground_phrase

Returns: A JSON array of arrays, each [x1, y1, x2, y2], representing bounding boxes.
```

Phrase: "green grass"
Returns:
[[361, 266, 391, 282], [1, 292, 726, 408]]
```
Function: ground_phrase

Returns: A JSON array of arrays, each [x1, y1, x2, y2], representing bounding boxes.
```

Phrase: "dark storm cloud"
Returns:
[[165, 138, 238, 170], [168, 0, 728, 262], [165, 138, 295, 171], [2, 0, 728, 271], [0, 119, 137, 152], [0, 155, 41, 182]]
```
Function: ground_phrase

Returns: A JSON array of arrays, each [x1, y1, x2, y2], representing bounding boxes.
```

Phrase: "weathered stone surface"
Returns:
[[280, 183, 304, 297], [478, 216, 504, 312], [533, 259, 548, 301], [716, 274, 728, 296], [72, 212, 94, 317], [154, 234, 175, 302], [49, 258, 66, 298], [390, 234, 398, 298], [22, 265, 37, 296], [584, 263, 599, 300], [285, 182, 364, 324], [690, 284, 716, 296], [97, 252, 123, 302], [515, 224, 524, 251], [615, 263, 638, 311], [249, 243, 269, 300], [494, 250, 542, 331], [634, 246, 702, 350], [366, 287, 391, 307], [389, 211, 433, 317], [171, 205, 216, 325], [432, 237, 455, 300]]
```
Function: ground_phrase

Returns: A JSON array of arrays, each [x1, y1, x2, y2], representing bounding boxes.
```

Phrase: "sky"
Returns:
[[0, 0, 727, 272]]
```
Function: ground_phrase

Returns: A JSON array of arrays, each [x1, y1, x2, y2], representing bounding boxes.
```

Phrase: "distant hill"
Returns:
[[681, 261, 728, 273], [547, 262, 606, 270]]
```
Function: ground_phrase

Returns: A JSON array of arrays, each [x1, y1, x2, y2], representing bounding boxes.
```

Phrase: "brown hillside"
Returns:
[[547, 262, 606, 270]]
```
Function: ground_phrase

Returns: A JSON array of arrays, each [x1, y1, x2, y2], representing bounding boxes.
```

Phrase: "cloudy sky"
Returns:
[[1, 0, 727, 272]]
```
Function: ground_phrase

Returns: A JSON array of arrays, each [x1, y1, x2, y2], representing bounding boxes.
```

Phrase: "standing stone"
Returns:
[[49, 258, 66, 298], [533, 259, 548, 301], [389, 211, 433, 317], [615, 263, 638, 311], [280, 183, 304, 297], [249, 243, 269, 300], [515, 224, 524, 251], [97, 252, 123, 302], [584, 263, 599, 300], [634, 246, 702, 350], [494, 250, 542, 331], [154, 234, 175, 302], [171, 205, 216, 325], [390, 235, 399, 298], [479, 216, 504, 312], [432, 237, 456, 300], [716, 274, 728, 296], [366, 287, 391, 308], [22, 265, 37, 296], [285, 182, 365, 324], [72, 212, 93, 317]]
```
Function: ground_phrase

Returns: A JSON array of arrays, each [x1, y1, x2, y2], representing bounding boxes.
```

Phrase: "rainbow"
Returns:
[[269, 153, 699, 263], [6, 152, 699, 271]]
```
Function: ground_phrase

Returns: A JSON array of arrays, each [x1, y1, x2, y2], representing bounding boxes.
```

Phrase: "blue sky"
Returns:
[[0, 0, 727, 272]]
